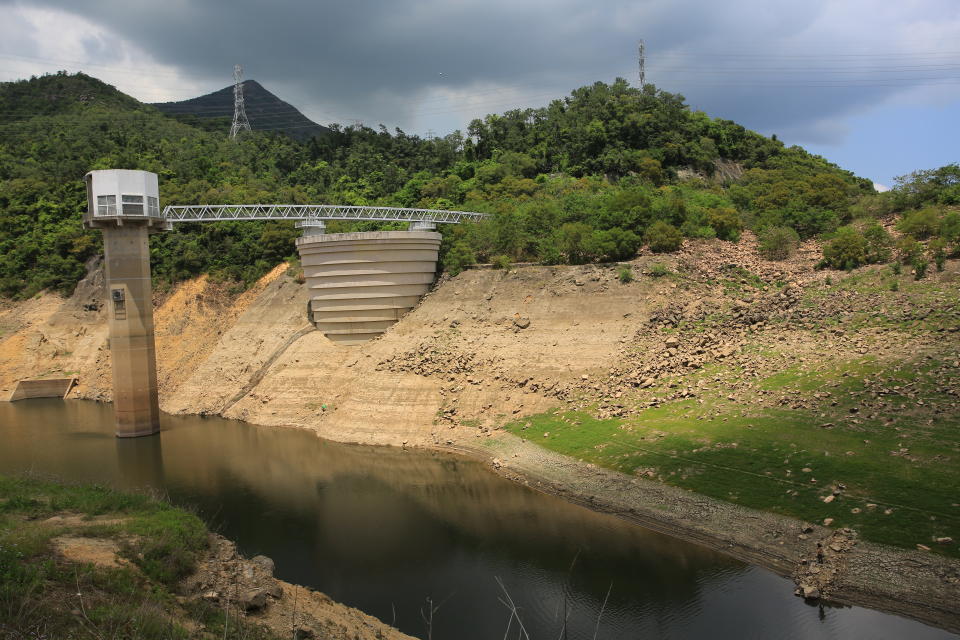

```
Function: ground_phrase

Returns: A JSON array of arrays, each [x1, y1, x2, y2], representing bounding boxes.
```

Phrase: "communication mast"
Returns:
[[638, 40, 646, 88], [230, 64, 252, 139]]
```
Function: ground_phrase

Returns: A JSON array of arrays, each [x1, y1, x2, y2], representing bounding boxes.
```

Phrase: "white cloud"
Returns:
[[0, 4, 209, 103]]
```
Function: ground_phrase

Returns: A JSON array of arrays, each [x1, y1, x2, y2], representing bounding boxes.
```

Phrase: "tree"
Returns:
[[644, 221, 683, 253]]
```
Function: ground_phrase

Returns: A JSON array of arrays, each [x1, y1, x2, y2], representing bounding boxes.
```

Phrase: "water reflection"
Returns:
[[0, 399, 953, 640]]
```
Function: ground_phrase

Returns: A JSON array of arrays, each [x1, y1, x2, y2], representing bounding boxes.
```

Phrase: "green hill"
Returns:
[[0, 71, 886, 300], [0, 71, 144, 121]]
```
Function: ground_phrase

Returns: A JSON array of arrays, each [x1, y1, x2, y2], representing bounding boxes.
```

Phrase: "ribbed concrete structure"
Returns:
[[296, 231, 441, 345]]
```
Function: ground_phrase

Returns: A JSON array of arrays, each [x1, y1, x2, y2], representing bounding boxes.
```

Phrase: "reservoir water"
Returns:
[[0, 399, 954, 639]]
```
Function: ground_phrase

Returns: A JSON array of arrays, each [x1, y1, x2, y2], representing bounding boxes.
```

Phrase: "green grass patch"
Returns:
[[506, 360, 960, 558], [0, 474, 281, 639]]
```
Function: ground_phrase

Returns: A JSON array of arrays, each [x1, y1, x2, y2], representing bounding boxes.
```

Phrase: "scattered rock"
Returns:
[[513, 317, 531, 330], [801, 584, 821, 600]]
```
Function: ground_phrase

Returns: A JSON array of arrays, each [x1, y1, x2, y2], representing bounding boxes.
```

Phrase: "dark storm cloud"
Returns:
[[5, 0, 958, 142]]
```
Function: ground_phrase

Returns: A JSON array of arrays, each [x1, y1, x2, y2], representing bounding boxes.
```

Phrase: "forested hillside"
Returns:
[[3, 71, 953, 300]]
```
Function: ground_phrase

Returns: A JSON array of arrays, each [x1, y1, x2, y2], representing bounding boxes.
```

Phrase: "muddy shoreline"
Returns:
[[436, 432, 960, 635]]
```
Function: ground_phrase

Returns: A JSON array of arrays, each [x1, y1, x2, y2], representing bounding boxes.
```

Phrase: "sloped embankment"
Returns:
[[1, 237, 959, 632]]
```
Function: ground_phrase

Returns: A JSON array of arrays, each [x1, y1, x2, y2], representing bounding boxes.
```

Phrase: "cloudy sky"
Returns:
[[0, 0, 957, 187]]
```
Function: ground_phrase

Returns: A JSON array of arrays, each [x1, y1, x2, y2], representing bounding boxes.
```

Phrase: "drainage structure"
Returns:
[[296, 225, 441, 344], [83, 170, 167, 438]]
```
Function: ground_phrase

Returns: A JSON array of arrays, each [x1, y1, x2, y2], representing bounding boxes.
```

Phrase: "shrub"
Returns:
[[558, 222, 598, 264], [491, 254, 512, 270], [707, 207, 743, 241], [644, 221, 683, 253], [941, 211, 960, 243], [649, 262, 671, 277], [929, 238, 947, 272], [891, 261, 902, 276], [443, 241, 476, 276], [896, 236, 924, 265], [757, 226, 800, 260], [536, 234, 564, 265], [618, 266, 634, 283], [890, 279, 899, 291], [861, 221, 893, 263], [595, 227, 642, 261], [849, 193, 895, 219], [913, 256, 928, 280], [821, 226, 868, 270], [897, 207, 941, 239], [680, 220, 716, 239]]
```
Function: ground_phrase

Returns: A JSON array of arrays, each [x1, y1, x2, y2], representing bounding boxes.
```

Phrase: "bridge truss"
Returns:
[[161, 204, 488, 225]]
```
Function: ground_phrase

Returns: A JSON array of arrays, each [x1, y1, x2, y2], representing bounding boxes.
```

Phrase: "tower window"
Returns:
[[122, 194, 144, 215], [96, 195, 116, 216], [147, 196, 160, 217]]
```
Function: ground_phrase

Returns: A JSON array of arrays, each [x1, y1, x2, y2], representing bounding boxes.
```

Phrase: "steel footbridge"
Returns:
[[161, 204, 488, 232]]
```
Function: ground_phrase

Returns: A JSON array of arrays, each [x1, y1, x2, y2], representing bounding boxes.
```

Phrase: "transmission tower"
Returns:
[[638, 39, 646, 88], [230, 64, 251, 139]]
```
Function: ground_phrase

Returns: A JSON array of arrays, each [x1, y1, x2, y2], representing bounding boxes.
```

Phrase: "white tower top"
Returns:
[[83, 169, 167, 229]]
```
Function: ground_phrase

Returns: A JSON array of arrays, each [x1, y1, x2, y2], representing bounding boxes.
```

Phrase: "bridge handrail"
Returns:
[[160, 204, 488, 224]]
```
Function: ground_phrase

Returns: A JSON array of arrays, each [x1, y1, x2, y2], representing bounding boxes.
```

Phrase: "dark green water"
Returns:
[[0, 399, 954, 639]]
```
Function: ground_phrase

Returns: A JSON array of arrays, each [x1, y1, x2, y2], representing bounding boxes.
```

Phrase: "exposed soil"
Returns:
[[1, 233, 958, 633]]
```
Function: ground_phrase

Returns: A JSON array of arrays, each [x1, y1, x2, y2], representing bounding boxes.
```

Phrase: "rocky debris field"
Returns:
[[185, 535, 412, 640]]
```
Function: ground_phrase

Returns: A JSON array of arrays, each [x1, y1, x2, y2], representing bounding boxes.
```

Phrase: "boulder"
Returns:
[[513, 317, 531, 329], [801, 584, 821, 600], [251, 555, 275, 576], [239, 588, 269, 611]]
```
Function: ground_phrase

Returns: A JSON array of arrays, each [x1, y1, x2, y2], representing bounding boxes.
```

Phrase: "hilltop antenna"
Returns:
[[230, 64, 251, 139], [638, 39, 646, 88]]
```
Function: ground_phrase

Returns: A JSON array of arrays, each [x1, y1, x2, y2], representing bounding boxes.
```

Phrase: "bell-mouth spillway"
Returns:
[[296, 231, 442, 345]]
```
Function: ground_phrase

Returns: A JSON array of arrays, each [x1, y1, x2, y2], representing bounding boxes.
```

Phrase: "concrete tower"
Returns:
[[83, 170, 168, 437]]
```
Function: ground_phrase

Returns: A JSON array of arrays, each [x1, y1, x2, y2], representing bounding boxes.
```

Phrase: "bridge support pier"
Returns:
[[296, 230, 441, 345]]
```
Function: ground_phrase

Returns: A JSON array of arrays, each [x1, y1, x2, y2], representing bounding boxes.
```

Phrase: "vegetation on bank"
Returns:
[[0, 474, 279, 639], [504, 268, 960, 558], [0, 70, 875, 298]]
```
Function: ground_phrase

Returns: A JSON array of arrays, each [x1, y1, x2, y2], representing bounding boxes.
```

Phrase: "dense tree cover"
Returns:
[[816, 163, 960, 274], [1, 72, 873, 298], [891, 163, 960, 209]]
